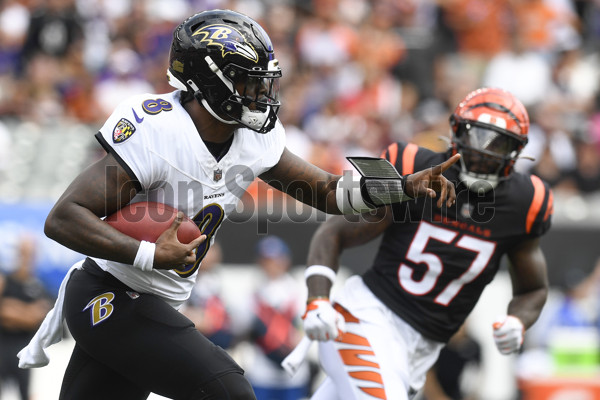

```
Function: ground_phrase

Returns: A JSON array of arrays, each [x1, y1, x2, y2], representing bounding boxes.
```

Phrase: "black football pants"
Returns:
[[60, 258, 255, 400]]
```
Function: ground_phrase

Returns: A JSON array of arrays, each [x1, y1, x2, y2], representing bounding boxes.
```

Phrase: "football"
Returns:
[[105, 202, 201, 244]]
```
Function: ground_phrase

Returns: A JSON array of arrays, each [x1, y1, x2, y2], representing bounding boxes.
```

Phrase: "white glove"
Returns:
[[492, 315, 524, 355], [302, 299, 346, 341]]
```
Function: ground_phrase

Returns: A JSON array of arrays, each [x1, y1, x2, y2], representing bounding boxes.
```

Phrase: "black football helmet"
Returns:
[[167, 9, 281, 133]]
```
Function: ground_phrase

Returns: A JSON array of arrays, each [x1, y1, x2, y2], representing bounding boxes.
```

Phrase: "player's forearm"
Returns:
[[305, 221, 346, 298], [282, 174, 342, 214], [45, 200, 139, 264], [507, 287, 548, 329], [307, 223, 343, 272], [507, 242, 549, 329], [260, 148, 343, 213]]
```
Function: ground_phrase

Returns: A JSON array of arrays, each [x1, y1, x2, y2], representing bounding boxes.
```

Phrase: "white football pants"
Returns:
[[311, 276, 444, 400]]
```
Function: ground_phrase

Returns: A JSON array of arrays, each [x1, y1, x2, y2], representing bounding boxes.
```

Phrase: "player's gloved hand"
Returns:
[[492, 315, 524, 355], [302, 298, 346, 341]]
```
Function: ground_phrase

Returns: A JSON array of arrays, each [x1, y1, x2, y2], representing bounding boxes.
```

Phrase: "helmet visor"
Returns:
[[225, 63, 281, 112], [455, 122, 525, 175], [242, 75, 280, 112], [222, 64, 282, 133], [458, 123, 523, 157]]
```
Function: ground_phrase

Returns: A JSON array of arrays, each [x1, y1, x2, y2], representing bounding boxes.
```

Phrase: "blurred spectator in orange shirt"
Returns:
[[512, 0, 559, 52], [442, 0, 512, 58]]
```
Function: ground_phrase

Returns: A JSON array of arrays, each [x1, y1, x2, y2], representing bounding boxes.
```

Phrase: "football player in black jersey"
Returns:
[[301, 88, 552, 400]]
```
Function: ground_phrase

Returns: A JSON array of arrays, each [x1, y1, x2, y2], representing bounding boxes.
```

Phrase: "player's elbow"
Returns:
[[538, 283, 549, 306], [44, 203, 68, 242], [44, 210, 60, 241]]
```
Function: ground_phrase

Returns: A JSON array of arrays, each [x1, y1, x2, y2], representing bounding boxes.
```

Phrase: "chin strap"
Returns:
[[240, 105, 268, 131]]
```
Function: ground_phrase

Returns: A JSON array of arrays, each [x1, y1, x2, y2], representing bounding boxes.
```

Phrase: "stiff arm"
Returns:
[[260, 148, 460, 215]]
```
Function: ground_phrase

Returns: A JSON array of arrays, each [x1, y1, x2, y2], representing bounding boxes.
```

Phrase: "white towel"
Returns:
[[17, 260, 84, 368]]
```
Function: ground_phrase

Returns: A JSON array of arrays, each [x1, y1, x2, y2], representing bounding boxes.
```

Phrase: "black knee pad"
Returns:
[[187, 372, 256, 400]]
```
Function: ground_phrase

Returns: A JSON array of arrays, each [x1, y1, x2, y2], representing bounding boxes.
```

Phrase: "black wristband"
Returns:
[[360, 176, 411, 207], [401, 174, 413, 199]]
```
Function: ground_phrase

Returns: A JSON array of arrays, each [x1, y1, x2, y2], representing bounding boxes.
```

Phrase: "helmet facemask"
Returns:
[[453, 120, 527, 193], [219, 62, 281, 133]]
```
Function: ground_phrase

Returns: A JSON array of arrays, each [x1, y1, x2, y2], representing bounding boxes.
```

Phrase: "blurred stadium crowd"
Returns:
[[0, 0, 599, 211], [0, 1, 599, 399]]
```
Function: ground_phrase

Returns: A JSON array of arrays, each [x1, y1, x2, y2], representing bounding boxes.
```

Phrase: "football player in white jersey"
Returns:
[[20, 9, 459, 400]]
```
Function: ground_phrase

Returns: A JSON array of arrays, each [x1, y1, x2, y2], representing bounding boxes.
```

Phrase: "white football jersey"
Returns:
[[91, 90, 286, 308]]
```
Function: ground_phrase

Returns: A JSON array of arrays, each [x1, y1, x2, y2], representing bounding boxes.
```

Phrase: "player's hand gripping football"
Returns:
[[492, 315, 524, 355], [153, 212, 206, 270], [404, 153, 460, 208], [302, 298, 346, 341]]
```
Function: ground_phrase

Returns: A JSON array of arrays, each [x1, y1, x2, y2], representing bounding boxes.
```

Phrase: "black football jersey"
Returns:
[[362, 142, 553, 343]]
